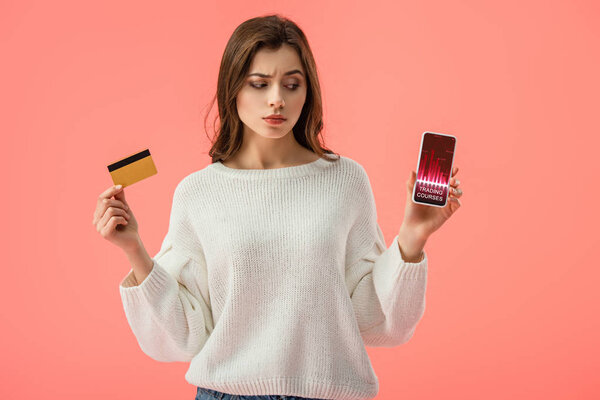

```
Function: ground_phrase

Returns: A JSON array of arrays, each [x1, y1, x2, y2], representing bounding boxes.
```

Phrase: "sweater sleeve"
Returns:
[[118, 180, 214, 362], [344, 166, 428, 347]]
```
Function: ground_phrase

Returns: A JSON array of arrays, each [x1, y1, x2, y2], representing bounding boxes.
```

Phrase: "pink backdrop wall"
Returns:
[[2, 0, 598, 399]]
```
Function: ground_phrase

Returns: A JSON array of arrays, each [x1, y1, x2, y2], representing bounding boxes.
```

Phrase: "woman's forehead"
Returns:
[[249, 46, 304, 76]]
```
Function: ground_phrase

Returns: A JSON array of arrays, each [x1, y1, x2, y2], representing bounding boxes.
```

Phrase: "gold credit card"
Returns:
[[107, 148, 157, 188]]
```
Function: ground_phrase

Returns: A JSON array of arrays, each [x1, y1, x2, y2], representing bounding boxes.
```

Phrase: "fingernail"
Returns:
[[115, 185, 122, 189], [456, 179, 460, 185]]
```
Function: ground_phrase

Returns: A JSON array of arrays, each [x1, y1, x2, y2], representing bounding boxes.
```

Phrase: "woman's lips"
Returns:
[[264, 117, 285, 125]]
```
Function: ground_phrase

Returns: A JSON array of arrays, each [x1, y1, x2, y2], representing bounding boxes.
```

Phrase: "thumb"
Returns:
[[113, 186, 128, 205], [407, 170, 416, 191]]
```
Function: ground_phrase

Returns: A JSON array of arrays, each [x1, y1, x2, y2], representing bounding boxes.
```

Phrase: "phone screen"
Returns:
[[412, 132, 457, 207]]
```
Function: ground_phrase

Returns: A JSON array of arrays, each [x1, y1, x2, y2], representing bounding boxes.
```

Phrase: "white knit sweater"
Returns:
[[119, 155, 428, 400]]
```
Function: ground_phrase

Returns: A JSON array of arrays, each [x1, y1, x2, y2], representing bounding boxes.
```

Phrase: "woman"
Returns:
[[93, 14, 463, 400]]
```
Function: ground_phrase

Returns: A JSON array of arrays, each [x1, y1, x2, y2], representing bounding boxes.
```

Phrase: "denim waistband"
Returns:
[[196, 386, 324, 400], [197, 387, 231, 399], [197, 387, 280, 400]]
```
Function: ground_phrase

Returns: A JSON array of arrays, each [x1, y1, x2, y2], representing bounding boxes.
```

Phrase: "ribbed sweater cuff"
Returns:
[[390, 234, 428, 279], [369, 234, 428, 316], [119, 260, 174, 306]]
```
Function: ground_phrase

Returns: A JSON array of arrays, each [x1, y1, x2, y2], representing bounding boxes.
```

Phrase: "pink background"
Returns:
[[2, 0, 598, 399]]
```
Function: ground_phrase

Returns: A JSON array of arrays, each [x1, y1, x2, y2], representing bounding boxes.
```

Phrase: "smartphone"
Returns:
[[412, 131, 457, 207]]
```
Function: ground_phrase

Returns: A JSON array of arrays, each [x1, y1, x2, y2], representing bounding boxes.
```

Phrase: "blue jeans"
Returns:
[[195, 386, 327, 400]]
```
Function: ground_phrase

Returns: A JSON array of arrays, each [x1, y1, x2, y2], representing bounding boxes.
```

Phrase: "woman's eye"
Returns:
[[249, 82, 300, 90]]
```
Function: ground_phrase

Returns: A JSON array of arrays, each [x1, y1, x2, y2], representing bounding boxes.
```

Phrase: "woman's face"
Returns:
[[236, 44, 307, 139]]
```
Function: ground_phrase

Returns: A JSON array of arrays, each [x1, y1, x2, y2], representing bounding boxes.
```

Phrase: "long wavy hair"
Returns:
[[204, 14, 340, 164]]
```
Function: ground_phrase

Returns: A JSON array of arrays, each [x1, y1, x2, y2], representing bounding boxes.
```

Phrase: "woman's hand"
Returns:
[[400, 166, 463, 241], [93, 185, 141, 253]]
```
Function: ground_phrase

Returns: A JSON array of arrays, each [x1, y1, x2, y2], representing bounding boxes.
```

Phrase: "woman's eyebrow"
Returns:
[[248, 69, 304, 78]]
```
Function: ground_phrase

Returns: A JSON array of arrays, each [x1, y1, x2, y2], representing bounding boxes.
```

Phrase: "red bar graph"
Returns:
[[417, 149, 449, 186]]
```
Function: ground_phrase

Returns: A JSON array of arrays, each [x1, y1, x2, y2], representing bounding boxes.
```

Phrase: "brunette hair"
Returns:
[[204, 14, 340, 164]]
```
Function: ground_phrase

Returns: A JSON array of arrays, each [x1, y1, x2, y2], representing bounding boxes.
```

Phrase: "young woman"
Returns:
[[93, 14, 463, 400]]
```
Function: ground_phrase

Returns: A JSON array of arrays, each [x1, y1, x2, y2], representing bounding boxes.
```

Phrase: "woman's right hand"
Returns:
[[93, 185, 140, 252]]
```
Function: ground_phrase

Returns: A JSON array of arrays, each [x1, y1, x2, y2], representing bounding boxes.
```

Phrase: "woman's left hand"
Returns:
[[400, 166, 463, 240]]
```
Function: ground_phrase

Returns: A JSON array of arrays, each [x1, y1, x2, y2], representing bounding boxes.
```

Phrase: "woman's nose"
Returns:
[[269, 98, 285, 108], [268, 88, 285, 108]]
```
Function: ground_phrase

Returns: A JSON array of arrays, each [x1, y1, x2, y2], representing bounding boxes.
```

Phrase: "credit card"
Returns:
[[107, 148, 157, 188]]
